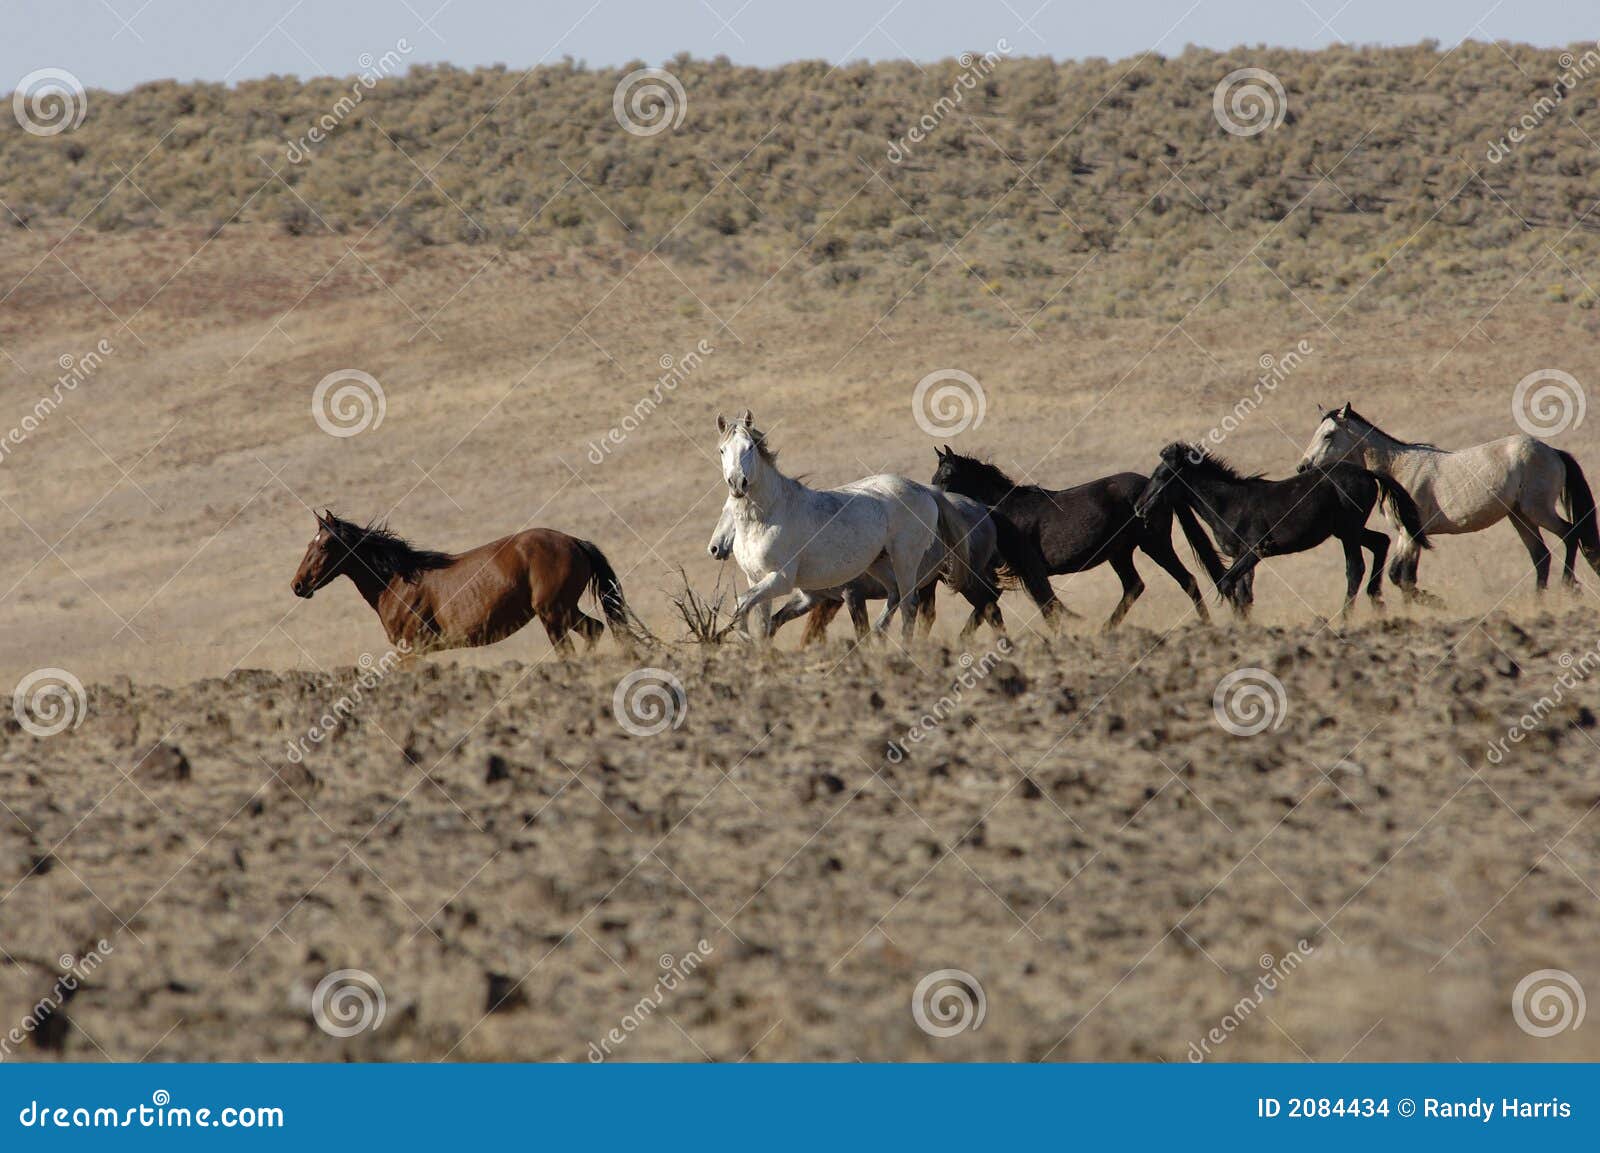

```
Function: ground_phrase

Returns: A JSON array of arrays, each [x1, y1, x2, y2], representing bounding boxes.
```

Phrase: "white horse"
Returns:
[[711, 411, 969, 639], [1298, 403, 1600, 599]]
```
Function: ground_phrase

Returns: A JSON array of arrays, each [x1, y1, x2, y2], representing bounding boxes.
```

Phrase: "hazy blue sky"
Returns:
[[4, 0, 1590, 92]]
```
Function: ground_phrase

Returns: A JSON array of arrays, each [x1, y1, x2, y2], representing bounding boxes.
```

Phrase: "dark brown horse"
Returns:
[[291, 510, 634, 655]]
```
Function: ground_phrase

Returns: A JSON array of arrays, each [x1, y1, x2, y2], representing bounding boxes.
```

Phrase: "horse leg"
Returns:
[[574, 612, 605, 648], [843, 585, 872, 638], [1508, 511, 1553, 594], [1361, 528, 1388, 610], [770, 591, 816, 637], [1524, 500, 1582, 589], [1104, 551, 1145, 631], [542, 615, 576, 655], [1140, 534, 1209, 624], [1339, 536, 1365, 620], [1012, 554, 1065, 628], [733, 570, 796, 638], [960, 569, 1003, 639], [801, 598, 844, 645], [915, 585, 937, 636]]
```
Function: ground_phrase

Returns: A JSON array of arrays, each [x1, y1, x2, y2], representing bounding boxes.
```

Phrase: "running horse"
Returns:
[[291, 511, 635, 655]]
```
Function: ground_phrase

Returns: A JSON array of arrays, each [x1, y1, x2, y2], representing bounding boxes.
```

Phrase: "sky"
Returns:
[[2, 0, 1591, 93]]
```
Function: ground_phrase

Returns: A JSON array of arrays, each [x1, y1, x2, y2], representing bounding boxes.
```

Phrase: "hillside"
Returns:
[[5, 42, 1600, 326]]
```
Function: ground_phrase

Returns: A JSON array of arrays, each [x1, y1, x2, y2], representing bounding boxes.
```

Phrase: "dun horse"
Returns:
[[1298, 403, 1600, 600], [1135, 443, 1430, 619], [931, 447, 1231, 629], [291, 510, 634, 655]]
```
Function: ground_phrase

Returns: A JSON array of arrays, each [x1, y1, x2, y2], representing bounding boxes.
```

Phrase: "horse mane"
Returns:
[[941, 450, 1017, 491], [325, 512, 454, 581], [1169, 443, 1264, 482], [1336, 406, 1440, 451]]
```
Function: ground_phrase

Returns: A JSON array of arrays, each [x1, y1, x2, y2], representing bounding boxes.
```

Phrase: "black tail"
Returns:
[[1173, 501, 1230, 593], [575, 539, 633, 639], [1556, 450, 1600, 565], [1374, 474, 1430, 551]]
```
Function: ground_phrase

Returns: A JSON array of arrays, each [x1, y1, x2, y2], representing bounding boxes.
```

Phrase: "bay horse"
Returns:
[[1298, 403, 1600, 600], [1134, 442, 1430, 619], [930, 446, 1231, 629], [714, 411, 970, 640], [709, 489, 1005, 643], [290, 510, 634, 655]]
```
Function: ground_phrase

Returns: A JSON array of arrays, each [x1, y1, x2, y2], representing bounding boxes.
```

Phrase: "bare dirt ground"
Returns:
[[2, 225, 1599, 1060]]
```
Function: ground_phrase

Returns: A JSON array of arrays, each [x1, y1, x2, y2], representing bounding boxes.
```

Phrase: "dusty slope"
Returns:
[[3, 609, 1598, 1061]]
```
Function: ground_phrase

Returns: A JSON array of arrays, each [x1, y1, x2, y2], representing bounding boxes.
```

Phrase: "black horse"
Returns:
[[1132, 442, 1430, 619], [930, 446, 1232, 629]]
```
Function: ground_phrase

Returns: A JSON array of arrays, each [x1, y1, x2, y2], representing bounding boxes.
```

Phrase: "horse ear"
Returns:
[[316, 508, 331, 527], [737, 409, 753, 427], [1338, 402, 1351, 419], [716, 414, 727, 434]]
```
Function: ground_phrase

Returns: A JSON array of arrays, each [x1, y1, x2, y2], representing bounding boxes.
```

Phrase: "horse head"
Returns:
[[291, 509, 353, 598], [716, 410, 762, 499], [1297, 401, 1360, 472]]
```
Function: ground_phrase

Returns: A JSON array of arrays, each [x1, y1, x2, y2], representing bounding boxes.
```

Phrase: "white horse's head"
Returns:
[[1297, 402, 1363, 472], [717, 410, 763, 499]]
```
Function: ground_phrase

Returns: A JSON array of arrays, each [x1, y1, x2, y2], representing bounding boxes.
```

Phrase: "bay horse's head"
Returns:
[[716, 410, 767, 499], [291, 509, 356, 598], [1297, 402, 1362, 472]]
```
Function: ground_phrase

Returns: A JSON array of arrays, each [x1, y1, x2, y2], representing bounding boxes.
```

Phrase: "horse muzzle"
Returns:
[[727, 480, 748, 499], [292, 579, 313, 599]]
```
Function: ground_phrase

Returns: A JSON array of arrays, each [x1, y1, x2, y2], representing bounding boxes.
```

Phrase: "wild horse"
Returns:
[[1134, 442, 1430, 619], [930, 446, 1232, 629], [291, 510, 636, 655]]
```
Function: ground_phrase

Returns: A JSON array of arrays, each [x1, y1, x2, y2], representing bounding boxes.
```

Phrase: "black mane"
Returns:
[[1166, 443, 1264, 482], [942, 451, 1018, 490], [325, 513, 454, 581]]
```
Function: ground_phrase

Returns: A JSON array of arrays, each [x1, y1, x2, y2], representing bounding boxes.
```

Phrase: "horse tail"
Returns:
[[1172, 501, 1230, 595], [1556, 450, 1600, 566], [932, 491, 974, 595], [575, 539, 643, 645], [1373, 473, 1431, 552]]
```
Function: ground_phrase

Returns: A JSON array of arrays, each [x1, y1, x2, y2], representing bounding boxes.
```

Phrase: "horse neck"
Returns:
[[1181, 470, 1245, 528], [342, 552, 400, 614], [954, 469, 1012, 505], [1349, 424, 1408, 469], [740, 454, 799, 517]]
